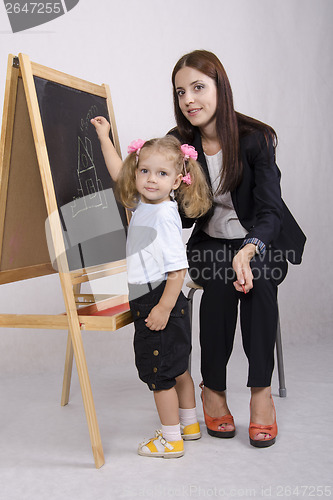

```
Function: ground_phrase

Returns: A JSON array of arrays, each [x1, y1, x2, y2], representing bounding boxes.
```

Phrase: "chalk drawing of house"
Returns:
[[71, 136, 108, 218]]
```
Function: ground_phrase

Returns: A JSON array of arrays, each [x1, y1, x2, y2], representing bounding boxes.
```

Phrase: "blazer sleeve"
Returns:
[[239, 131, 283, 247]]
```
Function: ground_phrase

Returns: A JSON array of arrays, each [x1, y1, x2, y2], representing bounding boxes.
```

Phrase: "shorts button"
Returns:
[[153, 367, 158, 373], [153, 350, 159, 356], [136, 311, 140, 317], [151, 384, 156, 389], [181, 309, 185, 315]]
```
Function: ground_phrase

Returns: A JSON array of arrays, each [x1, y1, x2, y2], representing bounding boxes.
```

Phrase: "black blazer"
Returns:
[[170, 127, 306, 265]]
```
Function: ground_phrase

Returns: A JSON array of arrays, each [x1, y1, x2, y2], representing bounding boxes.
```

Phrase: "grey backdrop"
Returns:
[[0, 0, 331, 375]]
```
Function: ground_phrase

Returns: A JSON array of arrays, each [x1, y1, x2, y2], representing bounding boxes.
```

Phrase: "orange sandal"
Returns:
[[249, 396, 277, 448], [200, 383, 235, 438]]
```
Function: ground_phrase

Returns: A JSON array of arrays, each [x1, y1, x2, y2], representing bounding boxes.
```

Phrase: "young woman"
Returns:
[[170, 50, 306, 447]]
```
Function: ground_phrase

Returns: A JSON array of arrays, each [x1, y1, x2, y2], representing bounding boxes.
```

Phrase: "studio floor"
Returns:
[[1, 333, 332, 500]]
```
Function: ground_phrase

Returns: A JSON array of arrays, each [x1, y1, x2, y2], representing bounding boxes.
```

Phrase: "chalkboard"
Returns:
[[34, 76, 127, 272]]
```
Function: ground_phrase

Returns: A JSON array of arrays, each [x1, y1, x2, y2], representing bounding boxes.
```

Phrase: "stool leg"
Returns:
[[187, 288, 196, 374], [275, 311, 287, 397]]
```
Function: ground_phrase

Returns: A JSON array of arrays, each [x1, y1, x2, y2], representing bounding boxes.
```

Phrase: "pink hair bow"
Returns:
[[182, 173, 192, 185], [180, 144, 198, 161], [127, 139, 146, 156], [180, 144, 197, 185]]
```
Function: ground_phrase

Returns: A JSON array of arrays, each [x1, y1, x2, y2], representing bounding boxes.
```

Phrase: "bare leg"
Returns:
[[175, 370, 196, 409], [202, 385, 235, 432], [153, 371, 197, 426], [154, 388, 180, 426], [250, 386, 275, 440]]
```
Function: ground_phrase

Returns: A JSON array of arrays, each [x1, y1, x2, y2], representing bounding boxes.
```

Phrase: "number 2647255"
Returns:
[[6, 3, 62, 14]]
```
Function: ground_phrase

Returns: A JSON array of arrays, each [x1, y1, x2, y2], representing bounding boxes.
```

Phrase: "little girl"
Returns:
[[91, 116, 212, 458]]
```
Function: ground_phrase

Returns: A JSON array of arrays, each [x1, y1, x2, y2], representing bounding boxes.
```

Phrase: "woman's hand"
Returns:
[[90, 116, 111, 142], [232, 244, 256, 293], [145, 303, 171, 331]]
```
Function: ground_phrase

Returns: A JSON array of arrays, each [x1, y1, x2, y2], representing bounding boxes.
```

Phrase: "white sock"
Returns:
[[161, 424, 182, 442], [179, 407, 198, 427]]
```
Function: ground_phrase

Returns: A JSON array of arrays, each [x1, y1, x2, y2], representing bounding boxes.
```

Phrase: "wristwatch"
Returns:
[[242, 237, 265, 256]]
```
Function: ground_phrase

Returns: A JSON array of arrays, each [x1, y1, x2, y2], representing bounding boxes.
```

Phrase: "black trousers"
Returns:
[[187, 232, 288, 391]]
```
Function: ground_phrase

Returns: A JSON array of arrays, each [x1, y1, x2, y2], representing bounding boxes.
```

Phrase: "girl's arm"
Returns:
[[145, 269, 187, 331], [91, 116, 123, 181]]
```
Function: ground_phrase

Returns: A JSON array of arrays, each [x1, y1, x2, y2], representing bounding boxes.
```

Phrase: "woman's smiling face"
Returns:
[[174, 66, 218, 132]]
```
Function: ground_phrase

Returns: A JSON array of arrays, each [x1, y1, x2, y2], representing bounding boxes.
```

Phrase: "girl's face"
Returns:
[[174, 66, 218, 133], [135, 149, 182, 205]]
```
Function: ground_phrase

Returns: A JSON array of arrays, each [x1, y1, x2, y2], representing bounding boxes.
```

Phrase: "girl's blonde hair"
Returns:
[[117, 135, 212, 218]]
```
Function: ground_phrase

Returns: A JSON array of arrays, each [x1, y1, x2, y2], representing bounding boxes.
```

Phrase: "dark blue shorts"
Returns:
[[129, 281, 191, 391]]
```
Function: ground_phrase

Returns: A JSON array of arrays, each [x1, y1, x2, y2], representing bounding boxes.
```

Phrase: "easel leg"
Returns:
[[61, 332, 74, 406], [60, 281, 104, 468], [61, 284, 80, 406], [69, 322, 105, 468]]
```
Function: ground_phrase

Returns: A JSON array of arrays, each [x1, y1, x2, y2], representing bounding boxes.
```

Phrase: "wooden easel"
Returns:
[[0, 54, 132, 468]]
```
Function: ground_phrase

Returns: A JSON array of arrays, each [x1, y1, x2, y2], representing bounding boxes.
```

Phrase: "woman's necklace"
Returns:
[[201, 136, 221, 156]]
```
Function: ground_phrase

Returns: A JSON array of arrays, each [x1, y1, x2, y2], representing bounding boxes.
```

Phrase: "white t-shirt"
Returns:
[[203, 150, 247, 239], [126, 200, 188, 284]]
